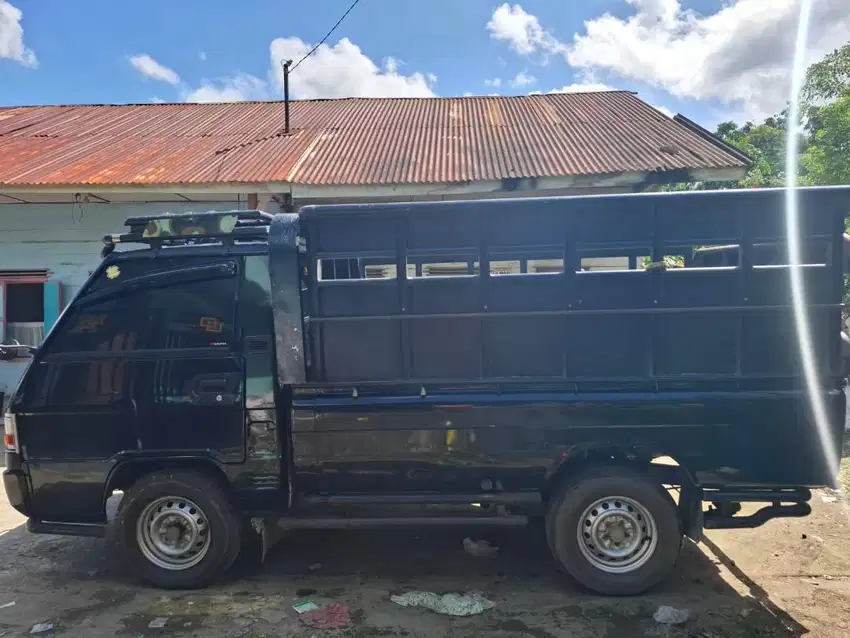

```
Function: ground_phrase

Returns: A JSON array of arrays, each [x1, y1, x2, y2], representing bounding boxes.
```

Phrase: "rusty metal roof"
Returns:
[[0, 93, 748, 189]]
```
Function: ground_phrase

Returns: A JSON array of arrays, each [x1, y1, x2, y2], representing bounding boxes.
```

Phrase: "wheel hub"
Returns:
[[577, 496, 658, 574], [137, 497, 211, 571]]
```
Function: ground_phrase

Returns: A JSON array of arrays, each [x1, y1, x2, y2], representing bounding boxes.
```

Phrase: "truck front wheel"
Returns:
[[113, 470, 241, 589], [545, 466, 682, 595]]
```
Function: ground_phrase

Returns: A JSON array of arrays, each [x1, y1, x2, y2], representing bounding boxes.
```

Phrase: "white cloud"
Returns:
[[487, 3, 564, 58], [0, 0, 36, 67], [510, 71, 537, 88], [270, 37, 436, 98], [183, 73, 269, 103], [199, 51, 207, 62], [548, 82, 614, 94], [150, 96, 166, 104], [564, 0, 850, 119], [129, 54, 181, 86], [484, 77, 502, 88]]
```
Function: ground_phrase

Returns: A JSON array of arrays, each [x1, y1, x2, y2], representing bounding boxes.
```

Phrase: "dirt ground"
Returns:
[[1, 467, 849, 638]]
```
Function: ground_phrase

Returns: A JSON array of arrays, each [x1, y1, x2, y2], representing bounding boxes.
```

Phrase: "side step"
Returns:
[[277, 515, 529, 530], [27, 519, 106, 538]]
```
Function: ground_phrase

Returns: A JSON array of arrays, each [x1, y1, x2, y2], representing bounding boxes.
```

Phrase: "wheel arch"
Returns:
[[543, 443, 702, 540], [103, 456, 231, 517]]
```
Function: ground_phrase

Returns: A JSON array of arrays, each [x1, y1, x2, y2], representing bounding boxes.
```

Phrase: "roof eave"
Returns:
[[0, 167, 748, 199]]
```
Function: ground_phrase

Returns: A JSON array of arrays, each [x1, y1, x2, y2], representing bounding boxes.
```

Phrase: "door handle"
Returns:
[[187, 373, 241, 406], [199, 378, 228, 392]]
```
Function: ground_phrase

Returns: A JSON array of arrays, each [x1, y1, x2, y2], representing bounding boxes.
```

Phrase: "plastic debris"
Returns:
[[0, 602, 15, 609], [30, 624, 54, 634], [653, 606, 690, 625], [148, 617, 168, 629], [391, 591, 495, 617], [308, 562, 322, 571], [298, 602, 351, 629], [463, 537, 499, 558], [293, 601, 320, 614]]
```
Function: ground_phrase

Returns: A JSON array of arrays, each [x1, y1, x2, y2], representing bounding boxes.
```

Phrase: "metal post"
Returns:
[[282, 59, 293, 134]]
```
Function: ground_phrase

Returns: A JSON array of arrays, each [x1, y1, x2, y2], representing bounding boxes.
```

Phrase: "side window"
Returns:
[[239, 255, 272, 338], [49, 276, 238, 354]]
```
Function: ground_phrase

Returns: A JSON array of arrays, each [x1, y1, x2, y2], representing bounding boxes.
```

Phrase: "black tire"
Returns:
[[112, 470, 242, 589], [545, 465, 681, 596]]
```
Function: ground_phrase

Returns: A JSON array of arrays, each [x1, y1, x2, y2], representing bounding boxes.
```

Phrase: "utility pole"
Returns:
[[281, 59, 292, 134]]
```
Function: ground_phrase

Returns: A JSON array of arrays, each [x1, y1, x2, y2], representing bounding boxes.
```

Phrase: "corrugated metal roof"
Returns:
[[0, 93, 748, 188]]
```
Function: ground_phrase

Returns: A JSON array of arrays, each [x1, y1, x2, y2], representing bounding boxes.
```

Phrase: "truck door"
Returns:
[[15, 260, 246, 522]]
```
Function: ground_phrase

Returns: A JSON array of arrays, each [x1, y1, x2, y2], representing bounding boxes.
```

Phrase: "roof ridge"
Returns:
[[0, 91, 638, 110]]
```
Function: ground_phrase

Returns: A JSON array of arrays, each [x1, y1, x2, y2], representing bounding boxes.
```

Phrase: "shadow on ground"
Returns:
[[0, 515, 809, 637]]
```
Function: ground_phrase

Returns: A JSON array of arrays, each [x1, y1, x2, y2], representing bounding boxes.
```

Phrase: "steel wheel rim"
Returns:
[[576, 495, 658, 574], [136, 496, 210, 571]]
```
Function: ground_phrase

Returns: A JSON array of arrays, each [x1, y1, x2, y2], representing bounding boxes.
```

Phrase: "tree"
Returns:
[[802, 46, 850, 106], [666, 43, 850, 192]]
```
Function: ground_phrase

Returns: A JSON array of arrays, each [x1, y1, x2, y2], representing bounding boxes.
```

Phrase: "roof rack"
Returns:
[[101, 209, 272, 258]]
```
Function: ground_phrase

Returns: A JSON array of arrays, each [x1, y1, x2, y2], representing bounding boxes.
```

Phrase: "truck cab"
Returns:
[[4, 188, 847, 595]]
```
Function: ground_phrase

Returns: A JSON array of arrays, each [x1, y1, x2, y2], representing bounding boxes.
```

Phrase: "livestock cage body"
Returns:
[[295, 187, 849, 388]]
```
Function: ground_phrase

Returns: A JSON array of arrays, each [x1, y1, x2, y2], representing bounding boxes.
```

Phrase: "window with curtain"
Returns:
[[5, 282, 45, 345], [0, 270, 60, 349]]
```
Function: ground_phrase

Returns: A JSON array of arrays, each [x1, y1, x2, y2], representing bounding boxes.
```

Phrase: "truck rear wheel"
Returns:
[[113, 470, 241, 589], [545, 466, 681, 595]]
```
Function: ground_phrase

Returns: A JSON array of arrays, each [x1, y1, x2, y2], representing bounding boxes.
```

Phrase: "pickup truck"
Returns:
[[3, 186, 846, 595]]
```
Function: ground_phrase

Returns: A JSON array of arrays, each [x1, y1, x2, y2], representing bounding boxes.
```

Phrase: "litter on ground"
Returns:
[[653, 605, 690, 625], [293, 601, 320, 614], [298, 602, 352, 629], [463, 537, 500, 558], [390, 591, 495, 616]]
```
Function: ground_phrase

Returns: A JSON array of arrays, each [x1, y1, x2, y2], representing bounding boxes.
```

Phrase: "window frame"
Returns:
[[1, 272, 50, 360], [40, 261, 240, 361]]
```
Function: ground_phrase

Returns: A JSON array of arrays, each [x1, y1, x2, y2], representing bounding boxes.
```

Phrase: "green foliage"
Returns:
[[664, 43, 850, 193], [800, 95, 850, 185], [802, 46, 850, 105]]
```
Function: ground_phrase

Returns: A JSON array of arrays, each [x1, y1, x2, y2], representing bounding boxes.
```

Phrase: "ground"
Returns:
[[1, 467, 849, 638]]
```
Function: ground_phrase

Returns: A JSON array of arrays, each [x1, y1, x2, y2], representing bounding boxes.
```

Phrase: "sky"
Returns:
[[1, 0, 849, 129]]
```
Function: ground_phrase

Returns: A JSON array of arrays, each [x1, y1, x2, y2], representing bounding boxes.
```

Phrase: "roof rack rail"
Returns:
[[101, 209, 272, 258]]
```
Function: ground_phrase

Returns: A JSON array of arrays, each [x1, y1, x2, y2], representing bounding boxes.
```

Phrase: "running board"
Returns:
[[276, 515, 529, 530], [27, 519, 106, 537], [298, 492, 540, 507]]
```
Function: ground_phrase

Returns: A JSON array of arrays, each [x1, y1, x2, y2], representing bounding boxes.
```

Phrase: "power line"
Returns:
[[290, 0, 363, 72]]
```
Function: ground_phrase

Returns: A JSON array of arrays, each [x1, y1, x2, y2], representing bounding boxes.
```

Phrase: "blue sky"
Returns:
[[1, 1, 847, 129]]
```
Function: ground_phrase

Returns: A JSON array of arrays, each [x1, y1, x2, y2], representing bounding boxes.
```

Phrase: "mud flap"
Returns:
[[680, 484, 704, 542], [250, 517, 285, 563]]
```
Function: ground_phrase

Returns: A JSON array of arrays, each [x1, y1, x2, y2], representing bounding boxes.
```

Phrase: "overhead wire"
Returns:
[[290, 0, 363, 72]]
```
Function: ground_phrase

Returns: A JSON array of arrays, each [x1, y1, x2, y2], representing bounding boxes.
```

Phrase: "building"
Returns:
[[0, 92, 749, 397]]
